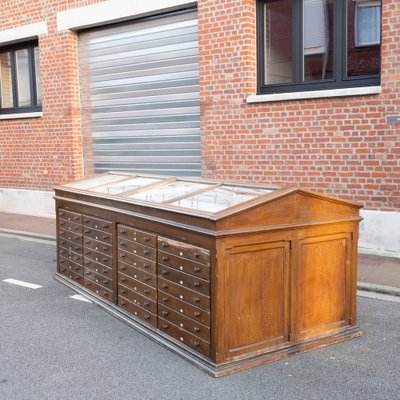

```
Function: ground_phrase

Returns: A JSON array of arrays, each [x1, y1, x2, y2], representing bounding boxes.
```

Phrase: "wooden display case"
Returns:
[[54, 172, 362, 377]]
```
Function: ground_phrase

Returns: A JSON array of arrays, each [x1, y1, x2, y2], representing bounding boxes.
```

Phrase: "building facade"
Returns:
[[0, 0, 399, 255]]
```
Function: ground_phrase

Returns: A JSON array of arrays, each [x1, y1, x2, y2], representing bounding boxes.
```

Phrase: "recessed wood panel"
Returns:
[[297, 233, 350, 337], [224, 242, 290, 356]]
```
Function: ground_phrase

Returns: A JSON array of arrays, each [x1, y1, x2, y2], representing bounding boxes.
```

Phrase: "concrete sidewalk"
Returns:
[[0, 211, 399, 291]]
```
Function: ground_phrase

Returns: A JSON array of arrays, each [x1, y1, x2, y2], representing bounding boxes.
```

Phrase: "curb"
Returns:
[[0, 228, 56, 243], [357, 282, 400, 298]]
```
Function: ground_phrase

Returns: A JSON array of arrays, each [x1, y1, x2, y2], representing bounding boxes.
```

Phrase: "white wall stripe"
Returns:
[[3, 278, 42, 289]]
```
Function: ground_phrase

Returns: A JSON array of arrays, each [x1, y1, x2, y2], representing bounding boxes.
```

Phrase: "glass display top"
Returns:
[[61, 173, 276, 215]]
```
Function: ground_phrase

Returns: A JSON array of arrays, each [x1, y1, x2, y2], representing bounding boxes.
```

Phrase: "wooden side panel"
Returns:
[[296, 233, 351, 338], [224, 241, 290, 357]]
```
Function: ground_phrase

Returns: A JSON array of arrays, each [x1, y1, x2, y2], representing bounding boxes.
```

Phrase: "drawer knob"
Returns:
[[121, 253, 126, 259], [161, 270, 168, 276], [121, 300, 126, 305], [75, 276, 80, 281], [144, 289, 150, 294], [144, 250, 150, 255], [103, 236, 109, 241], [103, 258, 109, 263], [121, 265, 126, 271], [144, 276, 150, 281], [193, 297, 200, 303], [86, 250, 92, 255], [103, 292, 108, 296], [194, 252, 200, 258], [161, 242, 168, 248], [103, 269, 109, 275], [121, 277, 126, 282], [162, 284, 168, 289], [144, 264, 149, 269], [162, 311, 169, 316], [120, 241, 126, 247], [86, 282, 91, 287], [194, 312, 201, 317], [103, 247, 109, 252], [74, 266, 79, 271], [162, 324, 169, 330], [144, 315, 150, 320], [161, 256, 168, 262], [120, 229, 127, 234], [194, 327, 200, 333], [60, 221, 65, 226], [144, 301, 150, 306], [84, 229, 91, 234], [74, 227, 79, 231], [144, 236, 150, 242], [162, 297, 168, 302], [103, 224, 109, 229], [120, 289, 126, 295], [84, 219, 90, 223], [194, 267, 201, 273], [194, 340, 200, 347], [103, 280, 109, 285], [193, 281, 201, 287], [59, 212, 64, 216]]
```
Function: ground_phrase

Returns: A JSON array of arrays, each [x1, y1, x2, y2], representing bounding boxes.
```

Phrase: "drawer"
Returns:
[[158, 237, 210, 266], [59, 219, 82, 235], [118, 284, 157, 314], [118, 238, 156, 261], [59, 267, 83, 285], [58, 209, 82, 224], [158, 250, 210, 281], [83, 248, 113, 268], [159, 317, 210, 357], [158, 266, 210, 296], [118, 225, 156, 248], [82, 227, 113, 244], [83, 215, 112, 234], [84, 269, 113, 290], [118, 261, 156, 288], [119, 296, 157, 328], [83, 237, 112, 256], [59, 228, 82, 243], [59, 257, 83, 275], [158, 290, 210, 326], [118, 272, 157, 301], [84, 278, 113, 302], [159, 304, 210, 342], [158, 277, 210, 311], [84, 258, 113, 278], [59, 238, 82, 254], [58, 248, 82, 264], [118, 249, 156, 275]]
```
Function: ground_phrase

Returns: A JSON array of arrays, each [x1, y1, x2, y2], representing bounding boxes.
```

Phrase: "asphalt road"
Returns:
[[0, 234, 399, 400]]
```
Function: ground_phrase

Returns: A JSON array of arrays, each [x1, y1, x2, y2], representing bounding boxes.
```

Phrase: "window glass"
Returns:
[[15, 49, 31, 107], [0, 52, 14, 108], [92, 177, 161, 195], [264, 0, 293, 84], [303, 0, 334, 81], [34, 46, 42, 105], [347, 0, 381, 77]]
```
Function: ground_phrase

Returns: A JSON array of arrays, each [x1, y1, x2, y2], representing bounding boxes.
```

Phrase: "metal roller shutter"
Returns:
[[79, 9, 200, 176]]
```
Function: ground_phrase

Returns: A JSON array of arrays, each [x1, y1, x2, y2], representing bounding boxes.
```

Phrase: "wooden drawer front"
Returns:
[[59, 219, 82, 235], [119, 296, 157, 328], [58, 209, 82, 224], [158, 291, 210, 326], [118, 272, 157, 301], [118, 249, 156, 275], [84, 278, 113, 302], [58, 248, 82, 265], [83, 227, 112, 244], [84, 258, 112, 278], [59, 267, 83, 284], [84, 269, 113, 290], [59, 238, 82, 254], [158, 237, 210, 266], [118, 225, 156, 248], [158, 277, 210, 311], [83, 248, 112, 268], [118, 238, 156, 261], [59, 228, 82, 243], [158, 250, 210, 281], [159, 304, 210, 342], [83, 215, 112, 233], [159, 266, 209, 296], [83, 237, 112, 256], [159, 317, 210, 357], [118, 284, 157, 314], [118, 261, 156, 288], [59, 257, 83, 276]]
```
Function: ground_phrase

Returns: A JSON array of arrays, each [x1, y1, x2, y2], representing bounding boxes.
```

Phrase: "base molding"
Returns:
[[55, 274, 363, 377]]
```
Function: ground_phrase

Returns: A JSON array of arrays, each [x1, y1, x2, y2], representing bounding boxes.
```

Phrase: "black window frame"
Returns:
[[0, 41, 42, 114], [256, 0, 381, 95]]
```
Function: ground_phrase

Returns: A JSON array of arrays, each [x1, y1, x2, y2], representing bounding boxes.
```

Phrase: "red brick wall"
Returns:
[[198, 0, 400, 211], [0, 0, 398, 213], [0, 0, 101, 190]]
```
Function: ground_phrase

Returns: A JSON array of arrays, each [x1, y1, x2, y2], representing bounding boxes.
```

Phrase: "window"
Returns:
[[0, 42, 41, 114], [257, 0, 381, 94]]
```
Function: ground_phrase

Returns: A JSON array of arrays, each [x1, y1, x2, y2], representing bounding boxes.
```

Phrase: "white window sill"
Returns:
[[0, 112, 43, 120], [246, 86, 382, 104]]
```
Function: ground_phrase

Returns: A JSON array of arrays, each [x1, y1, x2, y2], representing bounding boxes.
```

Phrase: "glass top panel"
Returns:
[[91, 177, 162, 195], [63, 174, 129, 190], [129, 181, 210, 203], [171, 186, 273, 213]]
